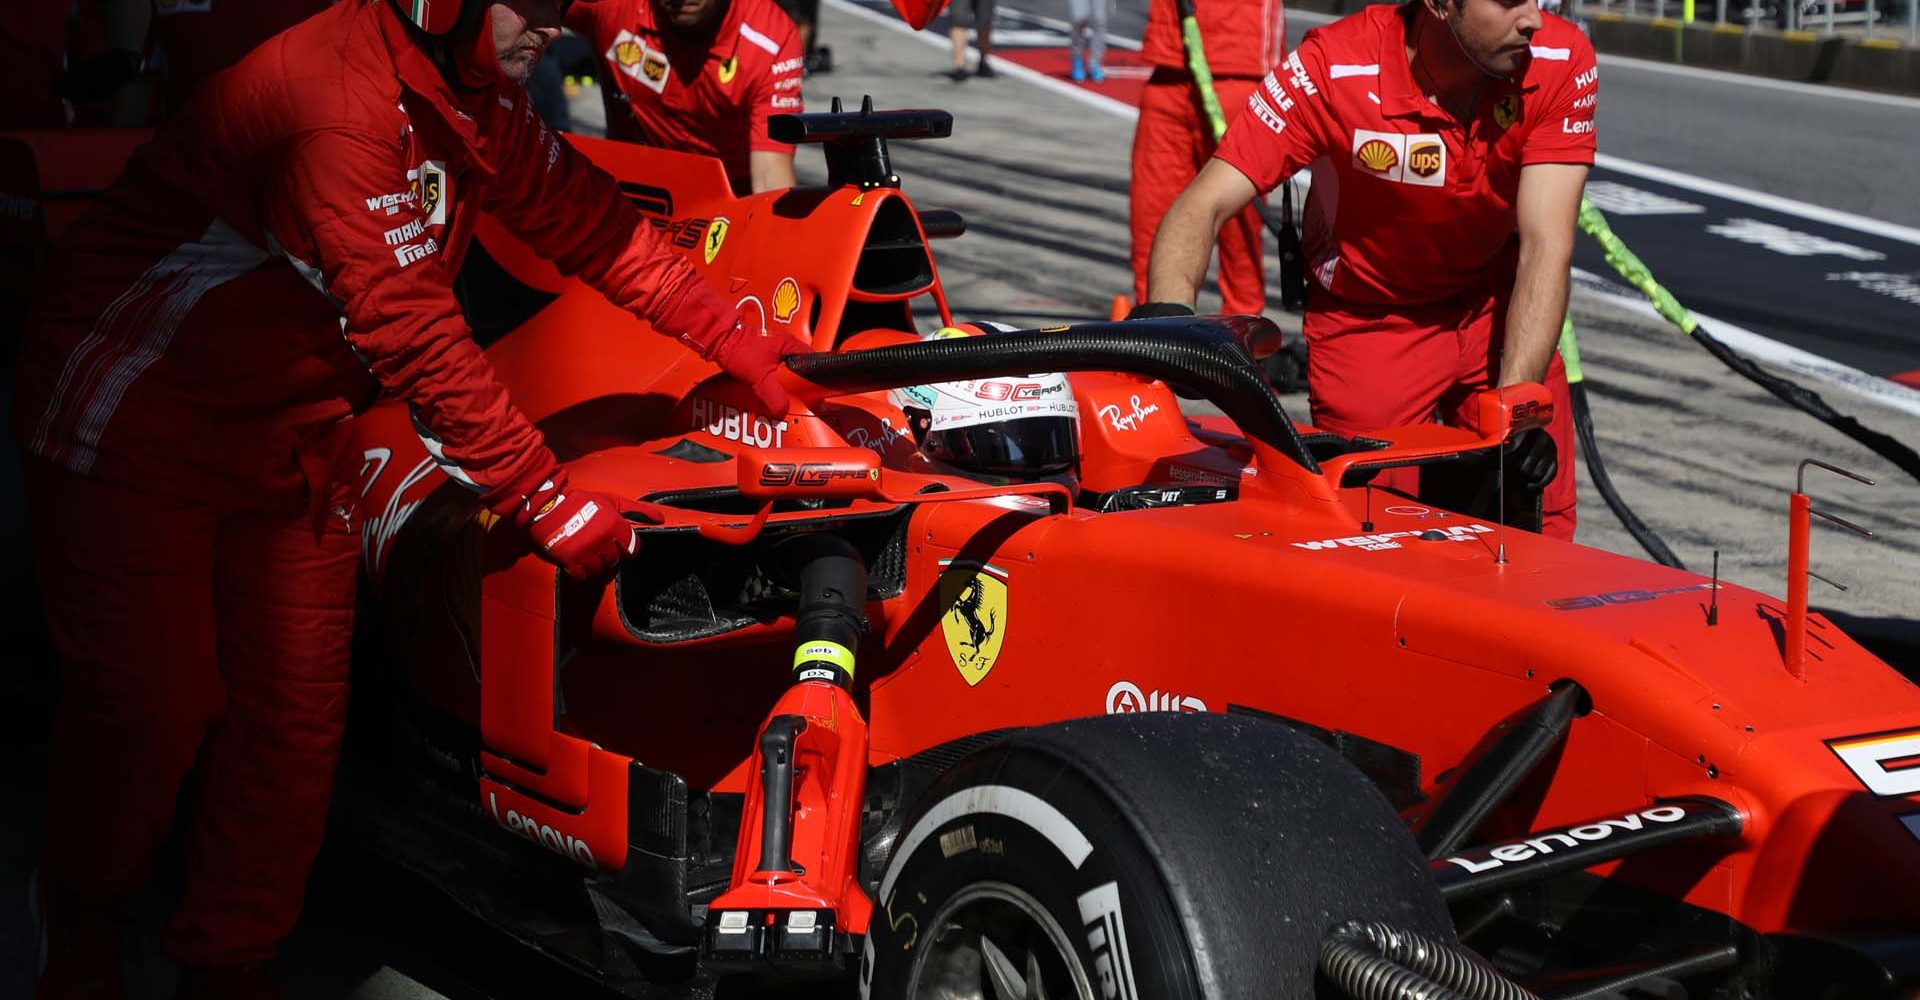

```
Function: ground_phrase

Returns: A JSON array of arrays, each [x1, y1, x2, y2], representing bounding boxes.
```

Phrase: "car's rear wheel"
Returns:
[[861, 712, 1451, 1000]]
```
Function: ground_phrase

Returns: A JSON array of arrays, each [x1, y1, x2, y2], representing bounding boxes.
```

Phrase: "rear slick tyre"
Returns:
[[861, 713, 1451, 1000]]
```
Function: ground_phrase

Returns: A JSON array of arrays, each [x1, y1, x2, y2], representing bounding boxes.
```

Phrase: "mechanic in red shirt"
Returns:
[[15, 0, 799, 994], [1130, 0, 1287, 319], [1144, 0, 1594, 538], [567, 0, 802, 194]]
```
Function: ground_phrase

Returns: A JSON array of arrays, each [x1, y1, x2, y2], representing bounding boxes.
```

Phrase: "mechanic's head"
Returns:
[[891, 324, 1082, 484], [652, 0, 730, 33], [1421, 0, 1540, 79], [487, 0, 567, 83], [394, 0, 566, 86]]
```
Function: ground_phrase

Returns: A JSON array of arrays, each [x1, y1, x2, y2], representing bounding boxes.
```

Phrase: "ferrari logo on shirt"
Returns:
[[608, 29, 669, 93], [1351, 130, 1444, 186], [939, 560, 1009, 686], [717, 56, 740, 85], [704, 217, 730, 264], [1493, 95, 1521, 130]]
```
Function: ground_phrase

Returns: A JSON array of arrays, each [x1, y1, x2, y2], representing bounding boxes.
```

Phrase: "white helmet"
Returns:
[[890, 323, 1080, 480]]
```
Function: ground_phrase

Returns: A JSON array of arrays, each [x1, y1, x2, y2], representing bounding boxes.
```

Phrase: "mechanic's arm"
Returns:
[[1500, 163, 1586, 386], [480, 92, 800, 410], [747, 26, 805, 193], [1145, 159, 1259, 309], [266, 128, 641, 576], [750, 150, 797, 193], [1144, 45, 1329, 310]]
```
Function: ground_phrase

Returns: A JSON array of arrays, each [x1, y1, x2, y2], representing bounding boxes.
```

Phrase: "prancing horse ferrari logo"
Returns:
[[704, 217, 730, 264], [939, 561, 1008, 686]]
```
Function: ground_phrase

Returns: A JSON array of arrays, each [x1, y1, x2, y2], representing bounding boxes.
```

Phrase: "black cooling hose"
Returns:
[[1569, 383, 1684, 569], [785, 317, 1318, 471], [1321, 921, 1540, 1000]]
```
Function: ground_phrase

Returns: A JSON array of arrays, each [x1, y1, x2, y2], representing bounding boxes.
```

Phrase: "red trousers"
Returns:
[[1131, 73, 1266, 317], [1304, 292, 1578, 540], [28, 458, 358, 979]]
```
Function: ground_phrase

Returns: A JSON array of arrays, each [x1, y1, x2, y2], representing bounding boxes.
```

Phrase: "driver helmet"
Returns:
[[889, 323, 1080, 482]]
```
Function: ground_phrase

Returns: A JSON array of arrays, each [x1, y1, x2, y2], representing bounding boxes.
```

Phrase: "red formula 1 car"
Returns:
[[341, 106, 1920, 999]]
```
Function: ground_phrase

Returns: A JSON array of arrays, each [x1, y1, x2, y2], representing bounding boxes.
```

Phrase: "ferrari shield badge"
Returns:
[[717, 56, 740, 84], [1493, 95, 1520, 130], [939, 560, 1008, 686], [704, 217, 730, 264]]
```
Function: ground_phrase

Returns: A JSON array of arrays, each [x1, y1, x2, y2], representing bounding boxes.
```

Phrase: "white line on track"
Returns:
[[1592, 154, 1920, 246], [1572, 269, 1920, 417], [826, 0, 1915, 413]]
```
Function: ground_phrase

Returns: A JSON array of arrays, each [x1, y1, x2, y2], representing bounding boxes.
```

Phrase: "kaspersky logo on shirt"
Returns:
[[1351, 130, 1445, 187]]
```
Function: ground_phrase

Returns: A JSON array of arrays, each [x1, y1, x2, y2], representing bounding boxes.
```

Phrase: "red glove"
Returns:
[[511, 472, 660, 580], [656, 284, 811, 415]]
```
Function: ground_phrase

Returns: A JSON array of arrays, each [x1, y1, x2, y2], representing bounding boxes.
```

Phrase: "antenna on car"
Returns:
[[1783, 458, 1875, 678], [1707, 550, 1719, 626], [1361, 484, 1373, 533], [1494, 388, 1508, 566]]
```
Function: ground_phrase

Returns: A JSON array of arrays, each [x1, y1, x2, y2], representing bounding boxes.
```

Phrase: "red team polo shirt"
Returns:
[[569, 0, 802, 192], [1215, 5, 1597, 307]]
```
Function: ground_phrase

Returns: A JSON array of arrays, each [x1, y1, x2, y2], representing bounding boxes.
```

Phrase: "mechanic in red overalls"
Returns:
[[15, 1, 798, 994], [1144, 0, 1594, 538], [1130, 0, 1288, 318], [147, 0, 337, 116], [567, 0, 802, 194]]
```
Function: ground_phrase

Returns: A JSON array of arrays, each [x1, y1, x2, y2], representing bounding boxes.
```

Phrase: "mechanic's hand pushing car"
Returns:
[[12, 0, 805, 995]]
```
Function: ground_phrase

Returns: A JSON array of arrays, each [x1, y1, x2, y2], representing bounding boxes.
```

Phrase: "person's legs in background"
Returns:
[[1205, 77, 1265, 316], [1067, 0, 1091, 80], [1086, 0, 1108, 81], [1129, 75, 1208, 308], [27, 460, 224, 999], [947, 0, 974, 79]]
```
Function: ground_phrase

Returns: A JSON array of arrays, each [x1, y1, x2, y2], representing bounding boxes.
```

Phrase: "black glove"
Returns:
[[1504, 427, 1558, 493], [1125, 301, 1195, 321], [55, 48, 145, 103]]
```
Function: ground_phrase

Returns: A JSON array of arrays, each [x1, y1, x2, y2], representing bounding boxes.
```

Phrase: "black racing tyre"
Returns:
[[861, 713, 1450, 1000]]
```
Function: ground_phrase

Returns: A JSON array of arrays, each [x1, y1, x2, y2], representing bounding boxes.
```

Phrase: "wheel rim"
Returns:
[[906, 881, 1097, 1000]]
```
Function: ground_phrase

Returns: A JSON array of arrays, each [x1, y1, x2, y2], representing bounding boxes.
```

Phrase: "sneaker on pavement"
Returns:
[[974, 60, 996, 78], [946, 66, 969, 81], [1070, 53, 1086, 81], [1089, 64, 1106, 83]]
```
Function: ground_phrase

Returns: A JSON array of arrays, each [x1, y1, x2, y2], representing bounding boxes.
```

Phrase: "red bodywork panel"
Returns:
[[348, 133, 1920, 941]]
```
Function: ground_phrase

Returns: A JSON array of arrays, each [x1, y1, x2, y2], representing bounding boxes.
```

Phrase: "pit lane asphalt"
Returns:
[[2, 8, 1915, 998]]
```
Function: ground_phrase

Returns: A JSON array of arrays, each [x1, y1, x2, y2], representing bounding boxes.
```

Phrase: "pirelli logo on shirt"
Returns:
[[1351, 130, 1445, 186], [1248, 94, 1286, 135]]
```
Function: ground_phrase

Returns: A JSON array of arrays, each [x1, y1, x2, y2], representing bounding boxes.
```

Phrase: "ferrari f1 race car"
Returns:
[[340, 105, 1920, 999]]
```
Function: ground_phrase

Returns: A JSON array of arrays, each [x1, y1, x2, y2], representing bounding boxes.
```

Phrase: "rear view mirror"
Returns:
[[739, 448, 884, 500], [1473, 383, 1554, 443]]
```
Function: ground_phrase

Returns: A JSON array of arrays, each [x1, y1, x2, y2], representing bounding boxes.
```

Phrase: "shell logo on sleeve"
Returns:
[[1354, 135, 1401, 176]]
